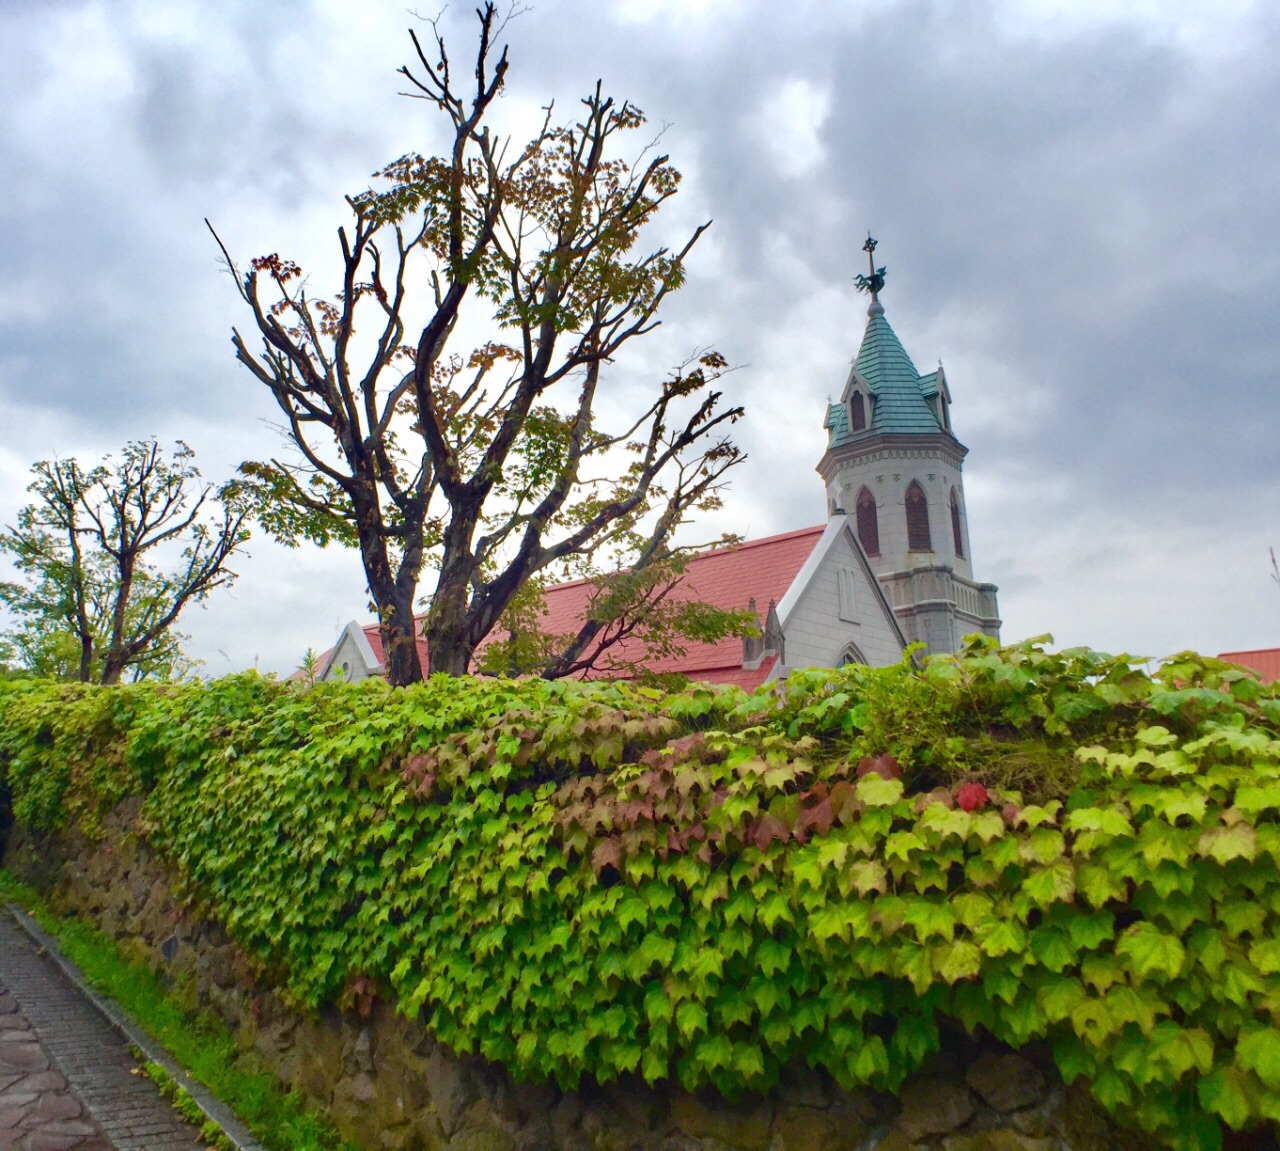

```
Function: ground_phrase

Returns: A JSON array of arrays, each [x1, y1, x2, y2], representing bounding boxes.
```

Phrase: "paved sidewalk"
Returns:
[[0, 913, 205, 1151], [0, 983, 111, 1150]]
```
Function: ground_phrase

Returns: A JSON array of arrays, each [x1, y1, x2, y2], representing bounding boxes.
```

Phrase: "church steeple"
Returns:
[[827, 238, 950, 444], [816, 239, 1000, 655]]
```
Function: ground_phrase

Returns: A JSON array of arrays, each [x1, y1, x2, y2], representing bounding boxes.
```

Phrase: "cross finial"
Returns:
[[854, 233, 886, 304]]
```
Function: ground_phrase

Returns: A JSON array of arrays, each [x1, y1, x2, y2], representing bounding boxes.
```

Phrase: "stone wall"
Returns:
[[5, 806, 1143, 1151]]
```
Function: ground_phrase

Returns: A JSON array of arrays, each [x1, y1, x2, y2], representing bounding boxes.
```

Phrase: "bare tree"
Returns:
[[0, 441, 249, 684], [213, 3, 744, 685]]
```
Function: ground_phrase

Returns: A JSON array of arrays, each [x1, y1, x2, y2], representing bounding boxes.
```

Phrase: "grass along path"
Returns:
[[0, 869, 357, 1151]]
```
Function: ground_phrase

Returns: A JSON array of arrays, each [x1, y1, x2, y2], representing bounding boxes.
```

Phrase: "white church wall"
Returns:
[[780, 524, 906, 670], [322, 628, 377, 683]]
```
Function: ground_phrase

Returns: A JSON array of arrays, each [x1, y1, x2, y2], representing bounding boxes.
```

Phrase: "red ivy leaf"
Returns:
[[857, 753, 902, 780], [750, 814, 791, 851], [795, 796, 834, 838], [591, 836, 623, 876], [956, 783, 990, 812]]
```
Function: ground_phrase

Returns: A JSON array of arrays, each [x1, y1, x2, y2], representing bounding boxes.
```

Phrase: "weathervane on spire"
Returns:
[[854, 234, 886, 301]]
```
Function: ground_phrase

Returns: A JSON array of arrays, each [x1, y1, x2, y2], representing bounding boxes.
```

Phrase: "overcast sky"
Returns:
[[2, 0, 1277, 677]]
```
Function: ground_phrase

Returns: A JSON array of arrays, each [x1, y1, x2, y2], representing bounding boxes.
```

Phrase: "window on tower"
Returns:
[[950, 488, 964, 557], [850, 392, 866, 431], [906, 481, 931, 551], [856, 487, 879, 555]]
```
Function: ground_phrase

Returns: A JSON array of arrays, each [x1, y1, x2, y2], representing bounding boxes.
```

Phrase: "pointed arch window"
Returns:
[[850, 391, 866, 431], [950, 488, 964, 558], [855, 487, 879, 556], [839, 643, 867, 668], [905, 481, 931, 551]]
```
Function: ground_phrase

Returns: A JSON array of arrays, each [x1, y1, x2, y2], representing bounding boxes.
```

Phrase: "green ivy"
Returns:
[[1, 637, 1277, 1151]]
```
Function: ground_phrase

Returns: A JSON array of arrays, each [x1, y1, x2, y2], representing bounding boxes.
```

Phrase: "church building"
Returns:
[[314, 241, 1001, 688]]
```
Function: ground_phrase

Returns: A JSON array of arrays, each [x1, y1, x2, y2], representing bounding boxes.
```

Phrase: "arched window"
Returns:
[[839, 643, 867, 668], [950, 488, 964, 558], [905, 481, 931, 551], [855, 487, 879, 556], [850, 391, 866, 431]]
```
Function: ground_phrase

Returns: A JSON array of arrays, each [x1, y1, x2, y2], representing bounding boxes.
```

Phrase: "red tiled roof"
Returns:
[[312, 525, 824, 689], [524, 526, 824, 685], [361, 622, 431, 673], [1218, 648, 1280, 684]]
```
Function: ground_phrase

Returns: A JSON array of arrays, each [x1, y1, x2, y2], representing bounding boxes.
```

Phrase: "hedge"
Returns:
[[2, 637, 1279, 1151]]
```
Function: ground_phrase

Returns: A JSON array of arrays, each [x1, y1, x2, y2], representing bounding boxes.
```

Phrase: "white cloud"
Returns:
[[747, 77, 832, 180]]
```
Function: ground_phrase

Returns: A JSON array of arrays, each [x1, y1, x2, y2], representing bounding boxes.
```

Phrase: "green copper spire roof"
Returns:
[[825, 240, 951, 447]]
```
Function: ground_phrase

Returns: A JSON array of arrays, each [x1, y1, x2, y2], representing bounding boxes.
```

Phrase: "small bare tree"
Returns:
[[214, 4, 744, 684], [0, 441, 249, 684]]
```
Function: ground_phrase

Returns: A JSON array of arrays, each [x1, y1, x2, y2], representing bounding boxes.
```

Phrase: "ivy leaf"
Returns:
[[903, 899, 956, 943], [847, 859, 888, 896], [975, 918, 1025, 958], [851, 1035, 889, 1085], [1036, 974, 1086, 1022], [1071, 999, 1118, 1044], [1076, 864, 1128, 908], [934, 940, 982, 984], [695, 1034, 734, 1071], [1022, 861, 1076, 907], [1116, 923, 1186, 983], [1234, 784, 1280, 816], [1218, 901, 1266, 938], [1052, 1035, 1095, 1084], [1198, 823, 1257, 865], [855, 774, 904, 807], [755, 937, 791, 976], [896, 942, 934, 995], [1029, 927, 1076, 972], [641, 1046, 668, 1085], [1198, 1066, 1251, 1129], [1154, 790, 1208, 824], [1149, 1022, 1215, 1078], [1067, 910, 1116, 951], [1236, 1026, 1280, 1089], [1248, 939, 1280, 975], [644, 982, 674, 1025], [675, 1000, 708, 1038], [617, 895, 648, 931], [1092, 1070, 1133, 1111], [732, 1043, 766, 1081], [1065, 807, 1133, 837]]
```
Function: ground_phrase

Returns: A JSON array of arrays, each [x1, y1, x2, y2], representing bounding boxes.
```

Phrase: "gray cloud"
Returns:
[[0, 0, 1276, 674]]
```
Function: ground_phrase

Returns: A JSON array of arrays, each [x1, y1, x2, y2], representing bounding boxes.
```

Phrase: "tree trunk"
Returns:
[[425, 512, 482, 676], [380, 592, 423, 686], [100, 652, 126, 686], [425, 589, 474, 676], [355, 494, 424, 686], [425, 568, 476, 676]]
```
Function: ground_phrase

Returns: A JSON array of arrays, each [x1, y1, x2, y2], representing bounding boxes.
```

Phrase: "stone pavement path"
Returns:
[[0, 984, 112, 1150], [0, 913, 206, 1151]]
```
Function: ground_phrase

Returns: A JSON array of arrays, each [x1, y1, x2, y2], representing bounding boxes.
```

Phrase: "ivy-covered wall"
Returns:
[[1, 638, 1278, 1151]]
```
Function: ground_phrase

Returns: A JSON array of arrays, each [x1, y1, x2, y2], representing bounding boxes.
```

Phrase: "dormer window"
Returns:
[[850, 391, 866, 431]]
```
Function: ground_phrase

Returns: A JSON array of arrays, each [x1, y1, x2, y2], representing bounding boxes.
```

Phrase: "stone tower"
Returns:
[[816, 239, 1000, 654]]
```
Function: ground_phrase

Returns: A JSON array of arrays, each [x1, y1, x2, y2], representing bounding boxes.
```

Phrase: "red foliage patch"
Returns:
[[856, 753, 902, 780], [956, 782, 989, 812]]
